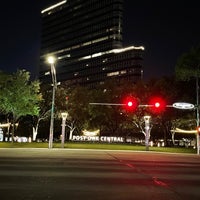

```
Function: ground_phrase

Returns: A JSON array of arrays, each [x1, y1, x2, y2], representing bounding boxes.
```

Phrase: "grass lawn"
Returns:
[[0, 141, 197, 154]]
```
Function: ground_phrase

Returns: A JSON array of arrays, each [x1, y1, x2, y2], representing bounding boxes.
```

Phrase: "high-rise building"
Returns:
[[39, 0, 144, 87]]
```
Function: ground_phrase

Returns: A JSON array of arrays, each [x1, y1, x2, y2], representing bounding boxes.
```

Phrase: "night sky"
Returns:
[[0, 0, 199, 80]]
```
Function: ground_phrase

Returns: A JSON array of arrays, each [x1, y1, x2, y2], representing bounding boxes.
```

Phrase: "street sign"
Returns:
[[172, 102, 194, 110]]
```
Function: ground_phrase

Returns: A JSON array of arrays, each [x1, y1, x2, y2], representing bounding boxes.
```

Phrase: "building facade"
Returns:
[[39, 0, 144, 87]]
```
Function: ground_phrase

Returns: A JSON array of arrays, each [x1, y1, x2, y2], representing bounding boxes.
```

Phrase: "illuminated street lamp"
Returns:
[[61, 112, 68, 148], [144, 116, 151, 151], [47, 56, 57, 149]]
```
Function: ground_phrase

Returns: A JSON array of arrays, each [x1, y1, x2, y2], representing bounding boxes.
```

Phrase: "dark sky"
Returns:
[[0, 0, 199, 80]]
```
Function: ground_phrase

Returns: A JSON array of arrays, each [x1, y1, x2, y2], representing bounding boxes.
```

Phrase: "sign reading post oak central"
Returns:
[[72, 135, 124, 142]]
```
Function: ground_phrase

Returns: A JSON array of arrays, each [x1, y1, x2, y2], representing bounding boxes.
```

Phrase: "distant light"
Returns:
[[112, 46, 145, 53], [83, 129, 100, 137], [45, 71, 50, 75], [41, 0, 67, 14], [78, 46, 145, 61]]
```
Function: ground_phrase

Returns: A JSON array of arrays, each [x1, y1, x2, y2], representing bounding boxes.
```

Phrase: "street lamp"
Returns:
[[61, 112, 68, 148], [144, 116, 151, 151], [47, 56, 57, 149]]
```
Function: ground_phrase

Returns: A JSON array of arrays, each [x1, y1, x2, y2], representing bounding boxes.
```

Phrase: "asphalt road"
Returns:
[[0, 148, 200, 200]]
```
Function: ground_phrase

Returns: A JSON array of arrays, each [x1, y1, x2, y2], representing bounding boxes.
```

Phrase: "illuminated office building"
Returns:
[[39, 0, 144, 87]]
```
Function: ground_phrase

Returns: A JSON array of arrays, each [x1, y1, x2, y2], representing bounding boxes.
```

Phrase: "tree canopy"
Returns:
[[175, 45, 200, 80], [0, 70, 42, 130]]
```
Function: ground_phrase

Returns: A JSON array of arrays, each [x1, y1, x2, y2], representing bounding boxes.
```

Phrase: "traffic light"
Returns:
[[123, 96, 139, 112], [149, 97, 166, 113]]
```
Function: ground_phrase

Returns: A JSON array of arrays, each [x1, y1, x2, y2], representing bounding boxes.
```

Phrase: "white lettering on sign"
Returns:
[[72, 136, 124, 142], [172, 102, 194, 110]]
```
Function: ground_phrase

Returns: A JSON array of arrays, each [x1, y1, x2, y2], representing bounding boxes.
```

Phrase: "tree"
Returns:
[[175, 46, 200, 80], [89, 80, 134, 136], [61, 85, 92, 139], [31, 83, 53, 141], [171, 118, 196, 145], [31, 82, 69, 141], [0, 70, 42, 140], [175, 45, 200, 152]]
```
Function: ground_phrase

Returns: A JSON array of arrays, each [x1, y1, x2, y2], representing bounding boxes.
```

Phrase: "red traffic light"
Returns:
[[154, 102, 160, 108], [197, 126, 200, 133], [127, 101, 133, 107], [123, 96, 139, 112], [149, 97, 166, 113]]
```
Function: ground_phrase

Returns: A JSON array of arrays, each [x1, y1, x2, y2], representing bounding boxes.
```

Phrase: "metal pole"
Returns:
[[144, 116, 151, 151], [196, 76, 200, 155], [48, 63, 56, 149], [61, 118, 66, 148], [61, 113, 68, 148]]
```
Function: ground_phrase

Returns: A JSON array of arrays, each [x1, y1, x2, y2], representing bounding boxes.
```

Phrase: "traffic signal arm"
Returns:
[[89, 103, 124, 106]]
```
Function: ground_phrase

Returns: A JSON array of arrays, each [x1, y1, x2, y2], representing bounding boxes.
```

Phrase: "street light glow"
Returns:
[[47, 56, 56, 64]]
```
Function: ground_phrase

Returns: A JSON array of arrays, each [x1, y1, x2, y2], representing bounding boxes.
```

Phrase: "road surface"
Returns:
[[0, 148, 200, 200]]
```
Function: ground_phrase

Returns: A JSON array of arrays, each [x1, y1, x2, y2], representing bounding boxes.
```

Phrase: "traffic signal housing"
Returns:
[[149, 97, 166, 113]]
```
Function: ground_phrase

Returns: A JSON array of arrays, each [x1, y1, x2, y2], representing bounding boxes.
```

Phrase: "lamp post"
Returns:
[[48, 56, 57, 149], [144, 116, 151, 151], [61, 112, 68, 148]]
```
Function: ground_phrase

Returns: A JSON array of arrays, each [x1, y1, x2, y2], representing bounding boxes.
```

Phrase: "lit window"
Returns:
[[107, 71, 119, 77], [120, 70, 126, 74]]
